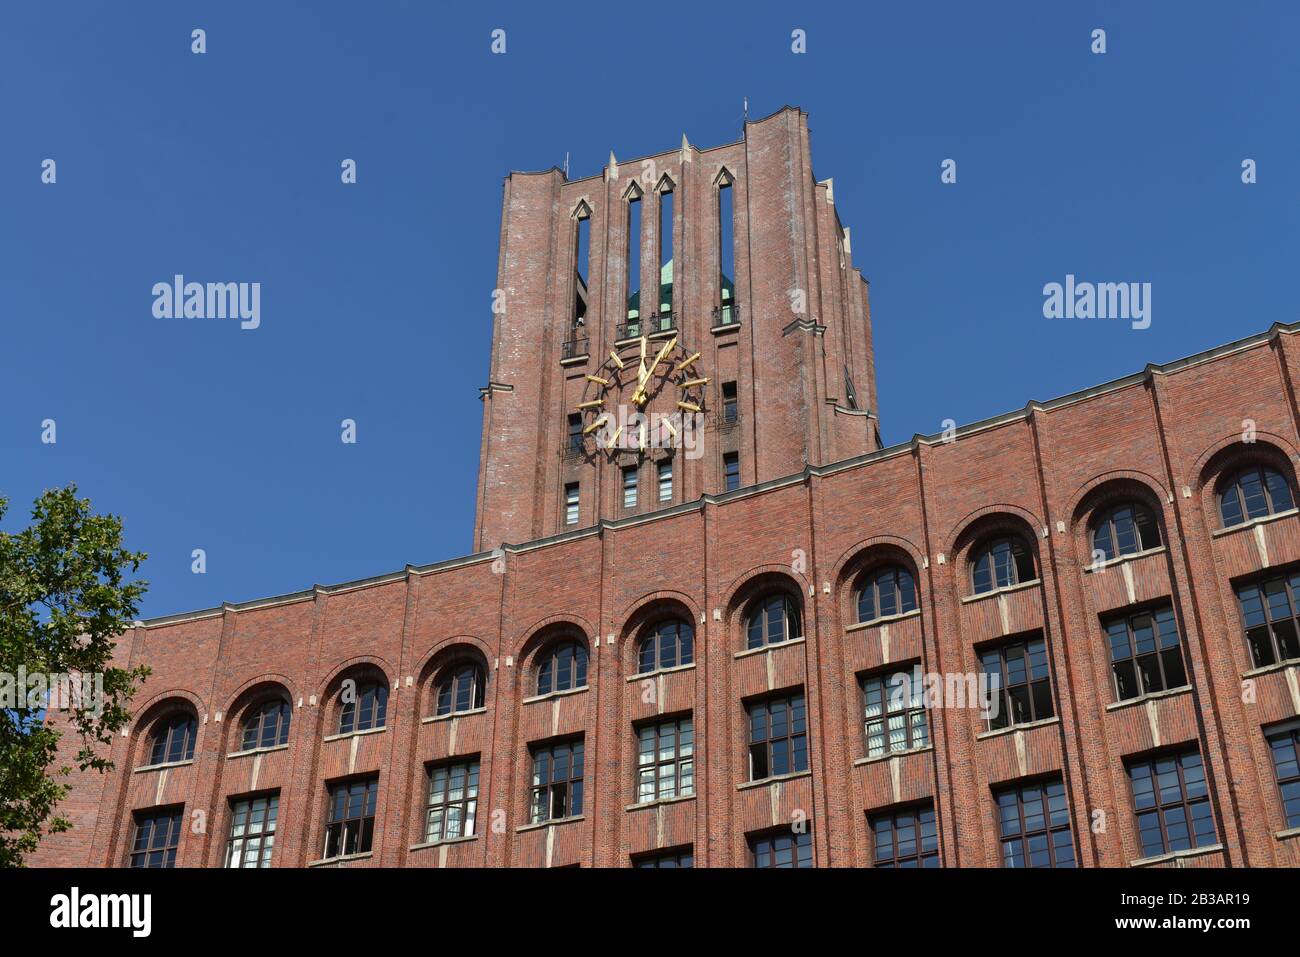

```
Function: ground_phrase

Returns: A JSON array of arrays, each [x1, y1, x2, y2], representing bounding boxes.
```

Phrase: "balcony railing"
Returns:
[[561, 336, 590, 360], [617, 312, 676, 341], [712, 302, 741, 327]]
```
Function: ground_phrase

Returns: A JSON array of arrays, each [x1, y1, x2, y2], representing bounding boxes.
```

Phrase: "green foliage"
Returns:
[[0, 485, 149, 867]]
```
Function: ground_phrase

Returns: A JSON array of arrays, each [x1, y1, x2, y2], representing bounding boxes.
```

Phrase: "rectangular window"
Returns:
[[1126, 750, 1216, 858], [225, 794, 278, 868], [530, 739, 584, 824], [324, 776, 378, 860], [425, 759, 479, 843], [747, 692, 808, 781], [722, 381, 738, 423], [1235, 572, 1300, 669], [129, 807, 183, 868], [1266, 721, 1300, 829], [657, 460, 672, 503], [567, 414, 582, 455], [723, 452, 740, 492], [844, 367, 859, 410], [622, 466, 638, 509], [861, 667, 928, 758], [564, 483, 579, 526], [980, 634, 1054, 731], [870, 805, 939, 868], [995, 779, 1075, 868], [572, 212, 590, 330], [636, 716, 694, 804], [634, 847, 694, 868], [1105, 606, 1188, 701], [749, 828, 813, 868]]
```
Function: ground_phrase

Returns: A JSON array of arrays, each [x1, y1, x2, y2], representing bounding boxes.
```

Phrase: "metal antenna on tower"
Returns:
[[563, 152, 570, 178]]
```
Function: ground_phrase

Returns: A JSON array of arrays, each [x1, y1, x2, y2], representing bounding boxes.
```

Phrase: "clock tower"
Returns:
[[474, 106, 880, 551]]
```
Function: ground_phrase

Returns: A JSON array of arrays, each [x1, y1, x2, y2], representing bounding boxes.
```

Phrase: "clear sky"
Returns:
[[2, 1, 1297, 618]]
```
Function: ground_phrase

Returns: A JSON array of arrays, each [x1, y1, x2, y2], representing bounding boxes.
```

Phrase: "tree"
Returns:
[[0, 485, 149, 867]]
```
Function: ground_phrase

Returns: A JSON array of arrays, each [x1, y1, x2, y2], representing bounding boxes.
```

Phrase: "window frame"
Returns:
[[337, 679, 388, 735], [637, 619, 694, 674], [1235, 572, 1300, 669], [564, 482, 580, 526], [860, 667, 928, 759], [240, 697, 291, 752], [425, 758, 480, 844], [1104, 606, 1188, 701], [1091, 502, 1163, 562], [434, 660, 486, 717], [529, 738, 585, 824], [745, 592, 802, 650], [749, 828, 814, 868], [1125, 750, 1216, 859], [635, 716, 694, 804], [980, 634, 1055, 731], [869, 805, 939, 868], [323, 775, 379, 860], [225, 793, 279, 868], [1218, 465, 1295, 528], [994, 779, 1076, 868], [746, 692, 808, 781], [148, 712, 197, 766], [723, 452, 740, 491], [129, 807, 184, 868], [855, 565, 917, 624], [633, 847, 694, 868], [657, 459, 673, 502], [1265, 721, 1300, 830], [970, 536, 1036, 595], [622, 465, 638, 510], [535, 639, 589, 696]]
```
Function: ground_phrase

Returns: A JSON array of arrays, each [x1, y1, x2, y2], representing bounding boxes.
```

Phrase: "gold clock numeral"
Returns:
[[639, 336, 648, 359], [577, 399, 603, 410], [680, 377, 709, 389], [585, 374, 610, 386], [677, 400, 701, 413], [609, 351, 625, 370], [582, 414, 609, 434]]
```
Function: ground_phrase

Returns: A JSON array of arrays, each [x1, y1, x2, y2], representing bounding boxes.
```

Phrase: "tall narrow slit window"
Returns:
[[567, 414, 582, 455], [1105, 606, 1187, 701], [657, 185, 673, 327], [717, 178, 736, 325], [723, 452, 740, 492], [1235, 572, 1300, 668], [572, 209, 590, 331], [657, 459, 673, 502], [722, 381, 738, 423], [529, 739, 584, 823], [625, 193, 642, 333], [980, 634, 1054, 731], [622, 465, 638, 510], [564, 482, 580, 526]]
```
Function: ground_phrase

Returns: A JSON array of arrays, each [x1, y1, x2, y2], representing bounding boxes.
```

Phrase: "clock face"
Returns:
[[573, 334, 709, 455]]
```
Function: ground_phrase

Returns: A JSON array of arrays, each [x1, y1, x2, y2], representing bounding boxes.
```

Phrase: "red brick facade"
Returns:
[[31, 110, 1300, 869]]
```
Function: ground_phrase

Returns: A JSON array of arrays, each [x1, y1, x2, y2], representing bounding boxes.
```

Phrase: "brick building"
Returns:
[[33, 107, 1300, 869]]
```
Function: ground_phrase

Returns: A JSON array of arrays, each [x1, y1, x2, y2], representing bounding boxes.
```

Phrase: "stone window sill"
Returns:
[[1275, 825, 1300, 841], [625, 793, 696, 812], [307, 851, 374, 867], [134, 759, 194, 774], [522, 685, 589, 706], [1104, 685, 1191, 712], [226, 743, 290, 759], [853, 745, 933, 766], [422, 707, 488, 725], [1242, 659, 1300, 679], [409, 834, 477, 852], [625, 663, 695, 682], [977, 715, 1059, 740], [323, 725, 387, 743], [1129, 844, 1223, 868], [1211, 507, 1299, 538], [961, 579, 1041, 605], [736, 770, 811, 791], [516, 814, 584, 833], [734, 636, 805, 660], [1082, 546, 1167, 574], [846, 609, 921, 633]]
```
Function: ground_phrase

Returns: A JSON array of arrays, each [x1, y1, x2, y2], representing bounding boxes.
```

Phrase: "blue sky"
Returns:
[[2, 1, 1297, 618]]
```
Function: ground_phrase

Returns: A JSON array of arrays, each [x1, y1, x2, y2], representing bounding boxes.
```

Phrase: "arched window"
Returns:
[[856, 566, 917, 624], [537, 641, 588, 696], [148, 712, 197, 766], [1091, 502, 1162, 561], [745, 593, 801, 650], [435, 662, 486, 716], [971, 537, 1036, 595], [338, 680, 387, 735], [1219, 466, 1295, 528], [638, 619, 694, 674], [240, 697, 291, 751]]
